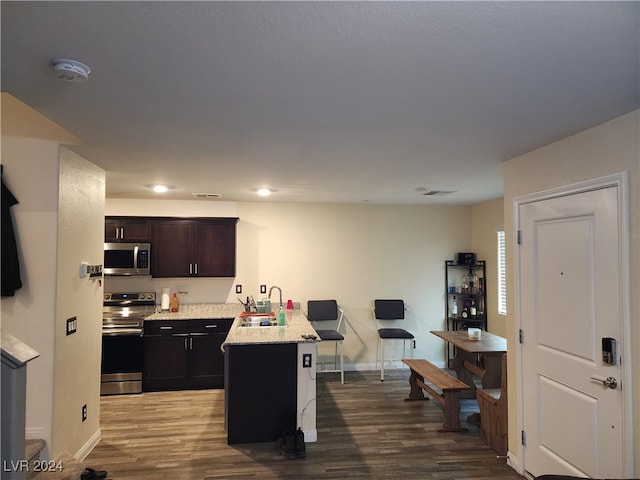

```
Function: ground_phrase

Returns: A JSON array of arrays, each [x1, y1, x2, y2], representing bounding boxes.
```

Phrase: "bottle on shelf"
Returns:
[[470, 299, 477, 319], [471, 273, 479, 294], [461, 274, 469, 294], [468, 270, 476, 294], [450, 296, 458, 317]]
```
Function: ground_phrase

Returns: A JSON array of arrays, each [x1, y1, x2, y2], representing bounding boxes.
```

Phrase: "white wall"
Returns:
[[503, 110, 640, 472], [105, 199, 475, 368], [1, 136, 59, 453], [471, 198, 505, 337], [53, 148, 105, 458], [1, 94, 104, 459]]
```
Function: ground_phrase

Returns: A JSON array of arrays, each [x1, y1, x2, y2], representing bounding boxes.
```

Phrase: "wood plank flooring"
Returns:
[[84, 370, 524, 479]]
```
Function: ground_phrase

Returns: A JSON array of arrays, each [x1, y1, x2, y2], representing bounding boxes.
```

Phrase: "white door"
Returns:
[[518, 183, 629, 478]]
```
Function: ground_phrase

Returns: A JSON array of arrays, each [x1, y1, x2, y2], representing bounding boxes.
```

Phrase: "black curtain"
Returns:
[[1, 165, 22, 297]]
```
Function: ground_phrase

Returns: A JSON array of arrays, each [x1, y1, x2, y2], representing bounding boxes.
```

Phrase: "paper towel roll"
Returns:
[[161, 288, 170, 312]]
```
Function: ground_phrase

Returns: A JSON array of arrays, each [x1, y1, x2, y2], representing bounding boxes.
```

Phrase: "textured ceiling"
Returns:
[[2, 2, 638, 204]]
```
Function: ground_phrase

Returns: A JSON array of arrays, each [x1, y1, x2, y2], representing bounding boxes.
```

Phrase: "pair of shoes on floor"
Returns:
[[276, 428, 305, 459], [276, 431, 295, 458], [81, 467, 108, 480], [294, 427, 306, 458]]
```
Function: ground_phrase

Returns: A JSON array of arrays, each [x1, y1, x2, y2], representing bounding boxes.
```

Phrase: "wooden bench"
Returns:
[[476, 354, 507, 455], [402, 359, 471, 432]]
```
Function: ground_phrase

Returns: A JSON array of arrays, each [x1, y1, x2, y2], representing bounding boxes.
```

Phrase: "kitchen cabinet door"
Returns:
[[188, 319, 232, 389], [151, 218, 237, 278], [105, 217, 151, 242], [194, 220, 237, 277], [143, 335, 189, 391], [188, 334, 226, 388], [151, 220, 194, 277]]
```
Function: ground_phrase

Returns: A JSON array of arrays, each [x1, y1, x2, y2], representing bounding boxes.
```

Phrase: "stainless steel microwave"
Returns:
[[104, 242, 151, 276]]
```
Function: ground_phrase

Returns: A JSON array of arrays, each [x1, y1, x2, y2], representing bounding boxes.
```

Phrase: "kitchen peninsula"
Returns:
[[144, 305, 318, 445], [223, 309, 319, 445]]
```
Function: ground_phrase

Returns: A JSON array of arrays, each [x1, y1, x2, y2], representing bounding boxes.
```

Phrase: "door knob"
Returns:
[[590, 375, 618, 389]]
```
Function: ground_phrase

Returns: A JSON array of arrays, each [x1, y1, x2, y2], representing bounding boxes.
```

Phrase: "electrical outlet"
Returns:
[[235, 284, 242, 294], [82, 404, 87, 422], [303, 353, 312, 368], [66, 317, 77, 336], [260, 284, 267, 294]]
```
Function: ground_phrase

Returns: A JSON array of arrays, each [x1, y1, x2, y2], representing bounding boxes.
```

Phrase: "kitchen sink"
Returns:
[[237, 315, 286, 327]]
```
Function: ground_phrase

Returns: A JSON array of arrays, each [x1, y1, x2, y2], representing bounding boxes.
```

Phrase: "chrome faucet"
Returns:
[[268, 285, 283, 310]]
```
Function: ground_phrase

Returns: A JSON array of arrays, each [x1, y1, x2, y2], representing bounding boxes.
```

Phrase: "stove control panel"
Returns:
[[104, 292, 156, 302]]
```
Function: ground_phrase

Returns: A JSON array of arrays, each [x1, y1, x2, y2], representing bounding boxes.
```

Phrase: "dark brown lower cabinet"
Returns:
[[225, 343, 297, 445], [143, 319, 232, 392]]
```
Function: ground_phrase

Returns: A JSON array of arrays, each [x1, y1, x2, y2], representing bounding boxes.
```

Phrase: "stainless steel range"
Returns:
[[101, 291, 156, 395]]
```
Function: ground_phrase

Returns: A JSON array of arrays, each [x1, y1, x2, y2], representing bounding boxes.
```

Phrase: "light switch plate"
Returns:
[[66, 317, 77, 335]]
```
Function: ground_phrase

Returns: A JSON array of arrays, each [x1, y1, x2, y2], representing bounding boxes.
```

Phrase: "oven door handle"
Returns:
[[102, 329, 143, 336], [104, 323, 142, 329]]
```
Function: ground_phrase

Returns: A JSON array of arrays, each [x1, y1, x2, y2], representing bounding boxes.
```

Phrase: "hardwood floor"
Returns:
[[85, 370, 524, 479]]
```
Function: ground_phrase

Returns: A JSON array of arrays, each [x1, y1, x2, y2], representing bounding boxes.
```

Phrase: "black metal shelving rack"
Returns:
[[444, 260, 487, 367]]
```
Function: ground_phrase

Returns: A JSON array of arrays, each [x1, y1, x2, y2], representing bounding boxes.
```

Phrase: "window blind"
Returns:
[[497, 230, 507, 315]]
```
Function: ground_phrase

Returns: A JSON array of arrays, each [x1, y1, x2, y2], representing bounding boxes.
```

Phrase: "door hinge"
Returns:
[[519, 329, 524, 344], [521, 430, 526, 446], [517, 230, 522, 245]]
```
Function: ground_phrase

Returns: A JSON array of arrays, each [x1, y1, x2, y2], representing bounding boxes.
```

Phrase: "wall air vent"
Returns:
[[192, 193, 222, 200], [422, 190, 455, 196]]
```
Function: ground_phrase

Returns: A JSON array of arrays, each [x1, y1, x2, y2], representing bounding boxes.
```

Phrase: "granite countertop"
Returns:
[[144, 303, 244, 321], [222, 309, 320, 350], [144, 303, 320, 349]]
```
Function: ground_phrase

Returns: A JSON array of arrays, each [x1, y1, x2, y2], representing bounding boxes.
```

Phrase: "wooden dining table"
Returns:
[[430, 330, 507, 393]]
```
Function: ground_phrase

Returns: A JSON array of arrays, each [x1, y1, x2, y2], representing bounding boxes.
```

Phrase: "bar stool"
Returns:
[[306, 300, 345, 384], [372, 299, 414, 381]]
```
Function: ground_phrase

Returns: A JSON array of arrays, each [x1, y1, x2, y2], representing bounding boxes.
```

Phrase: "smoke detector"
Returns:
[[51, 59, 91, 82]]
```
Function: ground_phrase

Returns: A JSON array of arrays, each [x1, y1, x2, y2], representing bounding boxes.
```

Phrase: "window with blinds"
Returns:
[[497, 229, 507, 315]]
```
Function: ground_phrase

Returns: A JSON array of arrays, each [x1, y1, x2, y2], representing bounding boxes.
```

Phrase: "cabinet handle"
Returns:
[[189, 337, 193, 350], [115, 227, 120, 240], [184, 338, 188, 350], [189, 264, 193, 275], [120, 227, 124, 239], [205, 325, 218, 329], [160, 326, 173, 330], [194, 263, 198, 275]]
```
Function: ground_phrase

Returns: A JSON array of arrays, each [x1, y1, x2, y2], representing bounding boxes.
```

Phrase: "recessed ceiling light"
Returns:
[[152, 185, 168, 193], [256, 188, 271, 197]]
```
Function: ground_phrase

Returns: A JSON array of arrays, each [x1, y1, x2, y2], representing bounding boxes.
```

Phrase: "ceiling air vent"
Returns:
[[422, 190, 455, 196], [192, 193, 222, 200]]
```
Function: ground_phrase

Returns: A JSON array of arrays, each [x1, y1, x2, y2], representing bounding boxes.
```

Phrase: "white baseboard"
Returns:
[[302, 429, 317, 443], [316, 360, 447, 372], [25, 427, 46, 439], [507, 451, 526, 477], [75, 428, 101, 461]]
